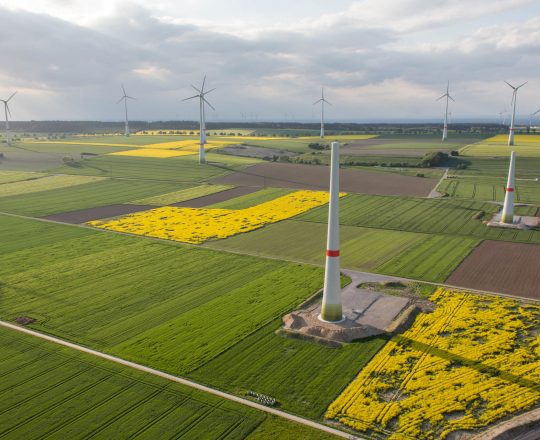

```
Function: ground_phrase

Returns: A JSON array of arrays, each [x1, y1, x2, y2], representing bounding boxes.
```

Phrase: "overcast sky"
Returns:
[[0, 0, 539, 122]]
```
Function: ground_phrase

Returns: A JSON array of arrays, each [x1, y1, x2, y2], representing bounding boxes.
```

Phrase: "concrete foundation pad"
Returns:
[[487, 213, 539, 229], [282, 283, 414, 344]]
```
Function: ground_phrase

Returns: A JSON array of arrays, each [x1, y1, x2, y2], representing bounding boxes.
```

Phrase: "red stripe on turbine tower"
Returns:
[[326, 250, 340, 257], [506, 188, 514, 192]]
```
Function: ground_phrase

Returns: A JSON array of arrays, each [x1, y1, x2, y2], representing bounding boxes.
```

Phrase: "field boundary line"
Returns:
[[0, 320, 361, 440], [0, 210, 538, 304]]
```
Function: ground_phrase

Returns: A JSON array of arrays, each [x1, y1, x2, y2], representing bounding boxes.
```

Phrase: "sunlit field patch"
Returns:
[[297, 134, 378, 141], [109, 148, 197, 158], [0, 175, 104, 197], [327, 288, 540, 439], [26, 140, 139, 147], [461, 134, 540, 157], [88, 190, 337, 243]]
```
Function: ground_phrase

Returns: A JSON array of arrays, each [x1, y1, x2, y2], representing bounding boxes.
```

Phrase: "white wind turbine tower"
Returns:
[[117, 85, 136, 136], [436, 81, 454, 142], [183, 75, 215, 164], [1, 92, 16, 146], [529, 108, 540, 132], [505, 80, 527, 146], [313, 88, 331, 138]]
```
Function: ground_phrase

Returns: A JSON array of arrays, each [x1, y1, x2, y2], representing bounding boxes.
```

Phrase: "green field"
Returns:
[[451, 156, 540, 178], [47, 153, 258, 182], [460, 135, 540, 157], [207, 220, 479, 282], [0, 179, 186, 216], [0, 174, 104, 198], [438, 176, 540, 204], [192, 319, 387, 418], [0, 214, 391, 420], [0, 326, 336, 439], [298, 194, 540, 244], [0, 170, 47, 183], [18, 140, 138, 154]]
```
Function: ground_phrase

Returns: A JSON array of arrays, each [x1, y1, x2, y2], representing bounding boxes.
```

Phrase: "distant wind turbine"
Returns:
[[436, 81, 455, 142], [183, 75, 215, 164], [117, 85, 136, 137], [498, 106, 509, 126], [529, 108, 540, 131], [1, 92, 16, 146], [505, 80, 527, 146], [313, 88, 331, 139]]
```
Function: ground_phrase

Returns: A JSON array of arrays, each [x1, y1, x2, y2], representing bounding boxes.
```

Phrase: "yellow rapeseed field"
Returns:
[[327, 288, 540, 439], [109, 148, 197, 158], [88, 190, 334, 243], [460, 134, 540, 157]]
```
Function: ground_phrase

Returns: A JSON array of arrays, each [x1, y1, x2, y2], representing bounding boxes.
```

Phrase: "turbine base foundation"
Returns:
[[282, 272, 417, 344], [486, 213, 539, 230]]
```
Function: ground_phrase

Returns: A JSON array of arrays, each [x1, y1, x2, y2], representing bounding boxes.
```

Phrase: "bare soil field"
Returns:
[[446, 240, 540, 300], [171, 186, 260, 207], [220, 145, 297, 159], [212, 162, 437, 197], [340, 138, 454, 157], [42, 204, 154, 223]]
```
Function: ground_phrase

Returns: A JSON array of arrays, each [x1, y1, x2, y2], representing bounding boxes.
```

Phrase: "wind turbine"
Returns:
[[117, 85, 136, 136], [1, 92, 16, 146], [498, 106, 509, 126], [313, 88, 331, 139], [436, 81, 455, 142], [505, 80, 527, 146], [529, 108, 540, 132], [183, 75, 215, 164]]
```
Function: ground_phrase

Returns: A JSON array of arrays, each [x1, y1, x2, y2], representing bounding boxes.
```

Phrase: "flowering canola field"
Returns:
[[109, 148, 196, 158], [88, 190, 334, 243], [460, 134, 540, 157], [327, 288, 540, 439]]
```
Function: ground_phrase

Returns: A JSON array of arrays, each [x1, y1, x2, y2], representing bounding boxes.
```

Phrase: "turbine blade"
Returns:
[[116, 96, 125, 104], [182, 94, 199, 101], [121, 84, 126, 96], [6, 103, 11, 118], [203, 87, 216, 95], [191, 85, 202, 94], [533, 108, 540, 116], [448, 95, 456, 102], [516, 81, 528, 89], [324, 99, 332, 106], [313, 99, 323, 105], [127, 96, 136, 100], [436, 94, 446, 101], [201, 75, 206, 92], [6, 91, 16, 102], [202, 96, 215, 111], [504, 80, 516, 89]]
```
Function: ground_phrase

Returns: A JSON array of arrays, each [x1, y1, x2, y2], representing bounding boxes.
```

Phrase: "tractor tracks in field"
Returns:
[[0, 320, 361, 440]]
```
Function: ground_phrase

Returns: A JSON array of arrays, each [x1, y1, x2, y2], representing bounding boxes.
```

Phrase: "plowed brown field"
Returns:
[[446, 240, 540, 300], [212, 163, 437, 197]]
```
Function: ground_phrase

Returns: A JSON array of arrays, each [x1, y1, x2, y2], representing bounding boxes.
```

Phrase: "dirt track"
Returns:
[[212, 162, 437, 197], [42, 204, 154, 223], [171, 186, 259, 207], [446, 240, 540, 300]]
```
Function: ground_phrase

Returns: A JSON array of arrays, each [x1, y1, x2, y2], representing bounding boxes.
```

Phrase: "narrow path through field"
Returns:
[[0, 320, 360, 440], [427, 167, 448, 198]]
